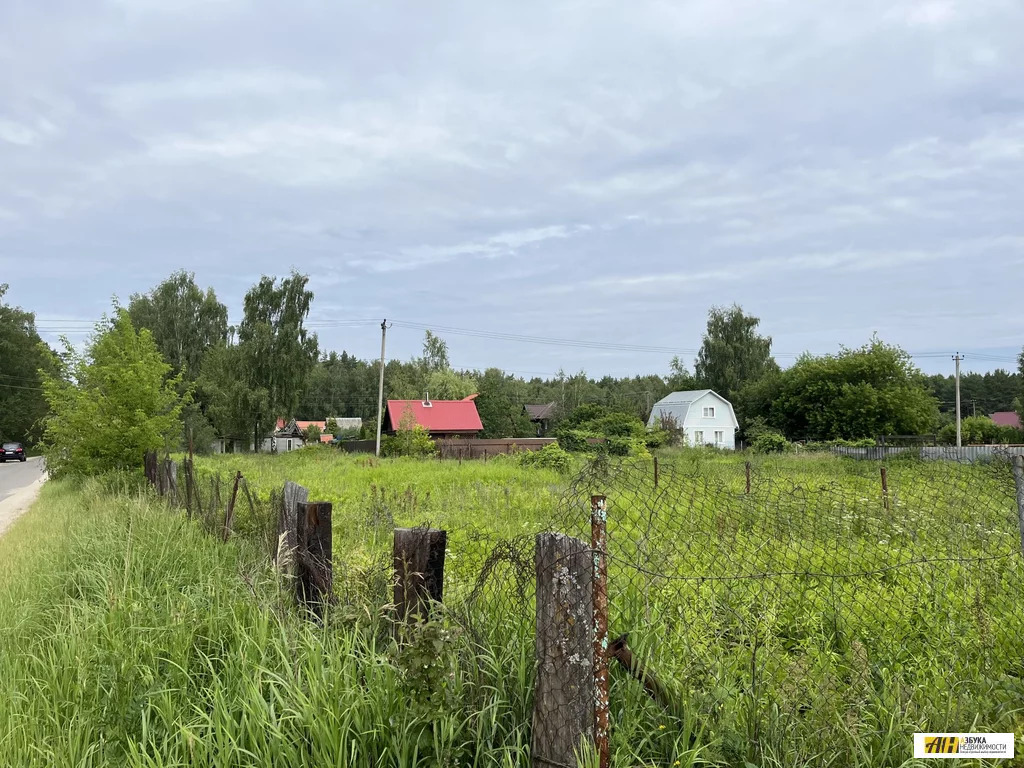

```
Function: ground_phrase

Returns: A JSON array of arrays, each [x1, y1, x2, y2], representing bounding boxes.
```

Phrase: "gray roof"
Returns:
[[648, 389, 725, 428], [524, 402, 558, 421]]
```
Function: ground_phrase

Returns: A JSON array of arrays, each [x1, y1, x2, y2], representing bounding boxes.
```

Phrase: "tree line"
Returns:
[[2, 270, 1023, 474]]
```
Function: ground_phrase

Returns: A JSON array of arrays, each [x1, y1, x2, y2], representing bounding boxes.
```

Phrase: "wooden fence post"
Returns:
[[1012, 455, 1024, 556], [183, 459, 194, 519], [297, 501, 333, 617], [223, 471, 241, 541], [166, 460, 179, 504], [745, 461, 752, 495], [880, 466, 890, 513], [393, 528, 447, 623], [533, 532, 595, 768], [653, 456, 659, 488], [276, 481, 309, 578], [144, 451, 158, 487]]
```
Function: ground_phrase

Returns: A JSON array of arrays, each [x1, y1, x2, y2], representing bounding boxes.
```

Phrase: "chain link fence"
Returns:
[[148, 452, 1024, 767]]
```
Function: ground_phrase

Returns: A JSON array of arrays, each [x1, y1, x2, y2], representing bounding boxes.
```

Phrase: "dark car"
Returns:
[[1, 442, 27, 462]]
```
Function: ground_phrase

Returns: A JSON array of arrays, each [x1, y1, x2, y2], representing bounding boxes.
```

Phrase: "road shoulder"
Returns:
[[0, 473, 48, 538]]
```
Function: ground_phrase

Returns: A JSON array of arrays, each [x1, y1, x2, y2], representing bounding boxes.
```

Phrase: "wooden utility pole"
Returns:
[[375, 320, 389, 458]]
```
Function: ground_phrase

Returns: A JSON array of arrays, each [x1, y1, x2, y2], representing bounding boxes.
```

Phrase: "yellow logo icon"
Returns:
[[924, 737, 961, 754]]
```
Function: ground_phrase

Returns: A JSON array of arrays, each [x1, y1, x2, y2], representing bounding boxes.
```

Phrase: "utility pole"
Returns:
[[375, 320, 389, 457], [953, 353, 963, 449]]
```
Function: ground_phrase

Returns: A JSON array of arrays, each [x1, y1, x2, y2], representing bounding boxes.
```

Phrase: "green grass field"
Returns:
[[1, 449, 1022, 766]]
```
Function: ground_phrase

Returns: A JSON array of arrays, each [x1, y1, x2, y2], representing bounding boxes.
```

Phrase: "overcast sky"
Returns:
[[1, 0, 1022, 378]]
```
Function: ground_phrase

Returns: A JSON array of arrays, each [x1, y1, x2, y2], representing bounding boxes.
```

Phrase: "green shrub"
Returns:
[[516, 443, 573, 473], [381, 424, 436, 458], [751, 431, 791, 454]]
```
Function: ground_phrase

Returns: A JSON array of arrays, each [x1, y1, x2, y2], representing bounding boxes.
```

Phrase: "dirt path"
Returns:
[[0, 458, 47, 538]]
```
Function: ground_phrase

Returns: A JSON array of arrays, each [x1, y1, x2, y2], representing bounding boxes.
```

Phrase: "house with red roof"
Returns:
[[384, 395, 483, 439], [989, 411, 1022, 430]]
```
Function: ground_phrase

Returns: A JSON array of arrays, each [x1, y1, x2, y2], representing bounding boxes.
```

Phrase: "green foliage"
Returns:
[[39, 311, 186, 477], [937, 416, 1023, 445], [750, 431, 791, 454], [746, 337, 939, 441], [303, 423, 323, 443], [201, 272, 318, 448], [554, 404, 653, 457], [381, 411, 436, 458], [325, 417, 339, 435], [180, 401, 217, 455], [0, 284, 58, 445], [127, 271, 228, 381], [425, 368, 477, 401], [695, 304, 779, 400], [475, 368, 536, 438], [515, 442, 573, 473]]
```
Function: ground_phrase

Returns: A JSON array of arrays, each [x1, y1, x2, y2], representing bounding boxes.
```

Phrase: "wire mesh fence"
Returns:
[[145, 451, 1024, 767]]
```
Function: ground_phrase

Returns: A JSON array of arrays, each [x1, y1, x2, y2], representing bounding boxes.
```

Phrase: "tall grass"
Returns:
[[3, 452, 1023, 766]]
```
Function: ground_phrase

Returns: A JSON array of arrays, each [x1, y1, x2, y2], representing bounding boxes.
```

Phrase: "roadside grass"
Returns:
[[2, 453, 1022, 766]]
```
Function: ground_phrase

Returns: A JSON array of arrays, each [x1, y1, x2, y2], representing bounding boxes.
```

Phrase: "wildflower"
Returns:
[[659, 724, 666, 730]]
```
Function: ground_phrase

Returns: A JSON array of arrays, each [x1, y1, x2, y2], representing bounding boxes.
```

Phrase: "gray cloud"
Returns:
[[1, 0, 1022, 376]]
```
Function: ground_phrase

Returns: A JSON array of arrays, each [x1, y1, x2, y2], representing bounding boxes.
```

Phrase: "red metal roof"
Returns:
[[990, 412, 1022, 429], [385, 398, 483, 433]]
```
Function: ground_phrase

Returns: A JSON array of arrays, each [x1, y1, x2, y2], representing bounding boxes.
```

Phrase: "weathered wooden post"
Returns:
[[166, 460, 179, 505], [297, 501, 333, 617], [591, 495, 610, 768], [880, 466, 890, 513], [183, 459, 194, 519], [653, 456, 659, 488], [276, 481, 309, 578], [393, 527, 447, 623], [144, 451, 158, 487], [1012, 455, 1024, 556], [745, 461, 752, 495], [532, 532, 595, 768], [223, 471, 242, 541]]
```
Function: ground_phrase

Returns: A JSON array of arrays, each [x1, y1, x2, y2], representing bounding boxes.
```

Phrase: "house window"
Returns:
[[714, 431, 724, 444], [703, 406, 716, 418], [695, 431, 704, 443]]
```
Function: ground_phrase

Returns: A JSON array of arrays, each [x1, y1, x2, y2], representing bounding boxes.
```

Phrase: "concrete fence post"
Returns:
[[276, 481, 309, 579]]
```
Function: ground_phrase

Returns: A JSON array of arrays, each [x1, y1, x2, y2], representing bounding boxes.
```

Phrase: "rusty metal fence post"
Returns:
[[591, 495, 610, 768]]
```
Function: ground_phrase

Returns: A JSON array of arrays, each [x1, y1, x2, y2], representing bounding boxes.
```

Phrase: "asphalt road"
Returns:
[[0, 456, 46, 503]]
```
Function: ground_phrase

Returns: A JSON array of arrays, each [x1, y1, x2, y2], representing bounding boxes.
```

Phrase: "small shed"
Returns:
[[523, 402, 558, 436]]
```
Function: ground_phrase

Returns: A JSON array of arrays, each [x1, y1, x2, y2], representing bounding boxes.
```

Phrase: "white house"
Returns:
[[647, 390, 740, 450]]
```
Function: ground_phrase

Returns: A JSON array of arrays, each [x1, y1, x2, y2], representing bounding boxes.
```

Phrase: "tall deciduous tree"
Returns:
[[0, 284, 58, 445], [694, 305, 779, 400], [757, 337, 939, 440], [201, 272, 318, 450], [128, 271, 228, 380], [39, 311, 186, 477]]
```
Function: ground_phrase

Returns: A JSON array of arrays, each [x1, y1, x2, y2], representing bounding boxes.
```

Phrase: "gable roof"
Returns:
[[385, 397, 483, 433], [524, 402, 558, 421], [648, 389, 738, 429], [990, 411, 1022, 429]]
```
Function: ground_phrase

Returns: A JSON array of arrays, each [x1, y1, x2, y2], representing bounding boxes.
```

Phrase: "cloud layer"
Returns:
[[1, 0, 1022, 375]]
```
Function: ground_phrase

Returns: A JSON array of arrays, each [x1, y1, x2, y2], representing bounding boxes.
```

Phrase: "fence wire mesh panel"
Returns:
[[148, 453, 1024, 767], [550, 456, 1024, 767]]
